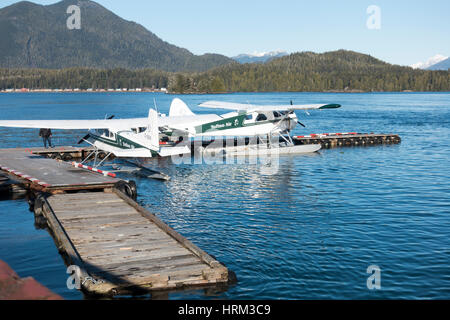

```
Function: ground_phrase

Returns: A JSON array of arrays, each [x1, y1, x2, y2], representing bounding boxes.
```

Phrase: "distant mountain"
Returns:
[[411, 54, 448, 70], [0, 0, 234, 71], [232, 51, 289, 64], [426, 57, 450, 71]]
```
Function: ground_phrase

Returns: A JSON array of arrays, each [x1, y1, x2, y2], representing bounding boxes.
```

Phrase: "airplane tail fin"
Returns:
[[169, 98, 195, 117], [146, 108, 159, 150]]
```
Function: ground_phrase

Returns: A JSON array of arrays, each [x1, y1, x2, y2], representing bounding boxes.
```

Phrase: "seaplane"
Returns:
[[0, 98, 341, 168]]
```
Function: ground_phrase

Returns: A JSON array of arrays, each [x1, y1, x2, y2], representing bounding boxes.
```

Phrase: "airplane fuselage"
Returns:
[[87, 109, 299, 158]]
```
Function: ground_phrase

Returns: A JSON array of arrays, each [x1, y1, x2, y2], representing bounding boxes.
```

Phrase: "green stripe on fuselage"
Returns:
[[91, 132, 158, 156], [195, 114, 246, 134]]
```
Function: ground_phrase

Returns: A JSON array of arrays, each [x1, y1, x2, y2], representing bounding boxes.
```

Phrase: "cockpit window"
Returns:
[[273, 111, 281, 118], [256, 114, 267, 121]]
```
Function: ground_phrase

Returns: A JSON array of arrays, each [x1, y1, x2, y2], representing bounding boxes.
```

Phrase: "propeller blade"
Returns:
[[107, 115, 115, 120], [297, 121, 306, 128], [77, 134, 90, 144]]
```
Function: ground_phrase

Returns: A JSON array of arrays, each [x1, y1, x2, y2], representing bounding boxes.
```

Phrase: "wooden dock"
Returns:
[[38, 190, 230, 296], [0, 148, 232, 296], [0, 148, 119, 192]]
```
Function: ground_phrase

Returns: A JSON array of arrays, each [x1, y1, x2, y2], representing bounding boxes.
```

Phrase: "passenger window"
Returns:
[[256, 114, 267, 121], [245, 114, 253, 120]]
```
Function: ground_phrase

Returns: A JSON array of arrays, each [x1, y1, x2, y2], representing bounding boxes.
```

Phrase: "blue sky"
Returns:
[[1, 0, 449, 66]]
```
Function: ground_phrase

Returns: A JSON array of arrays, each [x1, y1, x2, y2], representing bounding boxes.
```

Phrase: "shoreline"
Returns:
[[0, 88, 167, 93], [1, 89, 449, 94]]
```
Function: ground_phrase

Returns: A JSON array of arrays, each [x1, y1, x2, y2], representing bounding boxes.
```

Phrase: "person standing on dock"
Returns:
[[39, 128, 54, 149]]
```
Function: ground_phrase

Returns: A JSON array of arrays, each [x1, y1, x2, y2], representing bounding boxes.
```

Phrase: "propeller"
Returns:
[[290, 100, 306, 127], [77, 133, 90, 144]]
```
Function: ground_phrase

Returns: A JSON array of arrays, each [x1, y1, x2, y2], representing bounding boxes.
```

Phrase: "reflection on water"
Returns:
[[0, 92, 449, 299]]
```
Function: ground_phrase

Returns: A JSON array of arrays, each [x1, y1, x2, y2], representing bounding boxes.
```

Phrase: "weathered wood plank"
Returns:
[[66, 226, 170, 242], [92, 261, 209, 279], [75, 236, 178, 251], [113, 190, 223, 269], [80, 246, 193, 265]]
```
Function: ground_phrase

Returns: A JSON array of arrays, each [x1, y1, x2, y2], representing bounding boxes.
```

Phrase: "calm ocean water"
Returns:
[[0, 92, 449, 299]]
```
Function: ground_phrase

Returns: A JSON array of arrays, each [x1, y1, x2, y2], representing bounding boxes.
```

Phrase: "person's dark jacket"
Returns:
[[39, 128, 52, 138]]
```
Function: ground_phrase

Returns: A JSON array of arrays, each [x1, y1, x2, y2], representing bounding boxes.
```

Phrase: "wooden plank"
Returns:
[[65, 229, 169, 244], [60, 218, 152, 230], [92, 260, 209, 279], [68, 232, 171, 247], [52, 210, 139, 220], [87, 254, 201, 273], [80, 249, 196, 266], [49, 193, 120, 201], [113, 190, 224, 269], [75, 241, 181, 259], [80, 245, 192, 264]]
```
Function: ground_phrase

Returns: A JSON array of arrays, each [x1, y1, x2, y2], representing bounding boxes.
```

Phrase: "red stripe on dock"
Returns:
[[71, 162, 116, 178]]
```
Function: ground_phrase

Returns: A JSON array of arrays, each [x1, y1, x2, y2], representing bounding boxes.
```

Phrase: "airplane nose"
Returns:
[[290, 118, 297, 130]]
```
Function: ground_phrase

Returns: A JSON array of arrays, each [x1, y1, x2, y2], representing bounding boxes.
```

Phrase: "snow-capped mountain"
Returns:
[[426, 57, 450, 71], [410, 54, 448, 69], [232, 50, 289, 64]]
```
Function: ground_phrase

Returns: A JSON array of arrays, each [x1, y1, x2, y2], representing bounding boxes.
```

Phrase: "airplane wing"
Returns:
[[0, 118, 148, 129], [198, 101, 341, 112], [0, 115, 221, 130]]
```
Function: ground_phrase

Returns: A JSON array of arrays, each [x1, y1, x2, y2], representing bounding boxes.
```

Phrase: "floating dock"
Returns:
[[0, 148, 232, 297], [293, 132, 401, 148]]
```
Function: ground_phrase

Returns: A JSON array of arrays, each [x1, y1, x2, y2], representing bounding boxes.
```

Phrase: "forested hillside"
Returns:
[[171, 50, 450, 93], [1, 51, 448, 93]]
